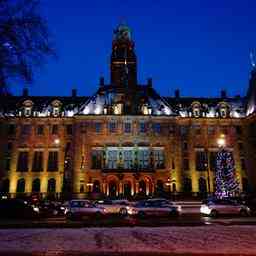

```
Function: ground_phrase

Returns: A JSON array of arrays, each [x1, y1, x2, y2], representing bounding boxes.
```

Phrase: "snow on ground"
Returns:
[[0, 226, 256, 254]]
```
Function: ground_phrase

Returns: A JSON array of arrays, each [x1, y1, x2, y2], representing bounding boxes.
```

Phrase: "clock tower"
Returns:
[[110, 24, 137, 89]]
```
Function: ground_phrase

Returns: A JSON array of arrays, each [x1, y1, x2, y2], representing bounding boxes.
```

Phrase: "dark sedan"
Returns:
[[0, 198, 40, 219]]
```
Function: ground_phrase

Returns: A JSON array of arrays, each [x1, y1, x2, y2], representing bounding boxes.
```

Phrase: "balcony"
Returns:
[[101, 166, 156, 173]]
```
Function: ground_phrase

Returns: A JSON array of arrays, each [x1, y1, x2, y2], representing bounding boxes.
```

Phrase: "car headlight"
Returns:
[[200, 205, 211, 215], [177, 206, 182, 212], [33, 206, 40, 213]]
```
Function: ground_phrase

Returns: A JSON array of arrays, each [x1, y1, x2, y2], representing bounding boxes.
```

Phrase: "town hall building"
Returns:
[[1, 24, 256, 199]]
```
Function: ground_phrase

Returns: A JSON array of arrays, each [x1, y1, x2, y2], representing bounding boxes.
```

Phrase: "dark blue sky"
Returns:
[[14, 0, 256, 98]]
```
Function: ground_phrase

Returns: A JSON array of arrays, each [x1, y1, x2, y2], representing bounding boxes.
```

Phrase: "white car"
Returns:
[[65, 199, 106, 220], [200, 198, 250, 217], [95, 199, 130, 215], [127, 199, 182, 217]]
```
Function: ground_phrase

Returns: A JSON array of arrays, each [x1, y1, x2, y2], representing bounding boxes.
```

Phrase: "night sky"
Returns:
[[13, 0, 256, 98]]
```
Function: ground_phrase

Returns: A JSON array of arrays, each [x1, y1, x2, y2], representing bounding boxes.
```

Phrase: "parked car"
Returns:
[[95, 199, 130, 215], [200, 198, 251, 217], [39, 201, 66, 217], [0, 198, 40, 219], [65, 199, 106, 220], [127, 199, 181, 217]]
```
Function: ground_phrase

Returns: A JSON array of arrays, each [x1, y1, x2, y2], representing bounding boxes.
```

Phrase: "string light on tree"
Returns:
[[215, 134, 240, 198]]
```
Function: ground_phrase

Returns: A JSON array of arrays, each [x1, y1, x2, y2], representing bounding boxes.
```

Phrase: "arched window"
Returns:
[[218, 102, 230, 118], [32, 178, 40, 193], [139, 180, 146, 194], [156, 180, 164, 194], [92, 180, 101, 193], [16, 178, 25, 193], [183, 178, 192, 193], [22, 100, 33, 117], [47, 178, 56, 193], [124, 181, 132, 197], [51, 100, 62, 117], [1, 179, 9, 193]]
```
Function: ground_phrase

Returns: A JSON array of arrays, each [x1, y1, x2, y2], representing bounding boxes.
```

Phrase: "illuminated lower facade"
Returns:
[[0, 114, 251, 199]]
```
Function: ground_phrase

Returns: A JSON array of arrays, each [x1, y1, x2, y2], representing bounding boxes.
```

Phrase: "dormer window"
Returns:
[[103, 106, 108, 115], [113, 103, 122, 115], [24, 107, 31, 117], [51, 100, 62, 117], [218, 102, 229, 118], [191, 102, 201, 118], [22, 100, 33, 117], [141, 104, 150, 115], [53, 107, 59, 117]]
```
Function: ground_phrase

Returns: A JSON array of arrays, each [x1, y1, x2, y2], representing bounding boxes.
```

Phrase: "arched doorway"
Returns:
[[32, 178, 40, 193], [139, 180, 146, 195], [123, 181, 132, 197], [109, 180, 117, 198], [16, 178, 25, 193], [155, 180, 164, 196], [198, 177, 207, 195], [47, 178, 56, 193], [93, 180, 101, 193]]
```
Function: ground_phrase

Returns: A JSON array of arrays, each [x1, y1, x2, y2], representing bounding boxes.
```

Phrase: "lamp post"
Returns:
[[204, 149, 211, 196]]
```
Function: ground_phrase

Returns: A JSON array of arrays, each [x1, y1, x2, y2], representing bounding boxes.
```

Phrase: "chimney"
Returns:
[[22, 88, 29, 97], [99, 76, 104, 87], [175, 89, 180, 98], [147, 78, 152, 87], [221, 90, 227, 98], [72, 89, 77, 97]]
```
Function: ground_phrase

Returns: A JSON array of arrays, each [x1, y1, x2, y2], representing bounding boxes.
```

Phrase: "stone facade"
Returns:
[[0, 24, 255, 199]]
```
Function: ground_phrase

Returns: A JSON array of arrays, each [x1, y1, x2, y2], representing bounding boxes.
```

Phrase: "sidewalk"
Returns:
[[0, 226, 255, 255]]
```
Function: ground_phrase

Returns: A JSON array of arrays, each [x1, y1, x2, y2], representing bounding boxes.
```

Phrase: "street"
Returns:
[[0, 203, 256, 255]]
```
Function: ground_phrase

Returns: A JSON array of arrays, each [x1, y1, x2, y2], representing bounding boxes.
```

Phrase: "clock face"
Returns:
[[121, 30, 130, 39], [115, 25, 131, 41]]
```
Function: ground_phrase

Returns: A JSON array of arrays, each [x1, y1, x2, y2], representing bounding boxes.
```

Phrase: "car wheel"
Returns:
[[138, 211, 145, 218], [240, 209, 248, 217], [119, 208, 127, 216], [210, 210, 218, 218], [95, 211, 103, 219], [66, 212, 74, 220], [169, 210, 179, 217]]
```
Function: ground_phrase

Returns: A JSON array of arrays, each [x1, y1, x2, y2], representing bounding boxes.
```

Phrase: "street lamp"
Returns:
[[54, 138, 60, 145], [204, 149, 211, 195], [217, 134, 226, 148]]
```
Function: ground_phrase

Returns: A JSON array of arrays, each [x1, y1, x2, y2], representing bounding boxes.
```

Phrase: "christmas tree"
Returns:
[[215, 149, 240, 198]]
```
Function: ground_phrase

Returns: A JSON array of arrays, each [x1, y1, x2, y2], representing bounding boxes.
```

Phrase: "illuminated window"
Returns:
[[32, 151, 43, 172], [139, 122, 146, 133], [47, 151, 58, 172], [95, 123, 102, 133], [124, 122, 131, 133], [37, 125, 44, 135], [24, 107, 31, 117], [113, 103, 122, 115], [53, 107, 59, 117], [17, 152, 29, 172], [154, 149, 165, 169], [109, 122, 117, 133], [141, 105, 151, 115]]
